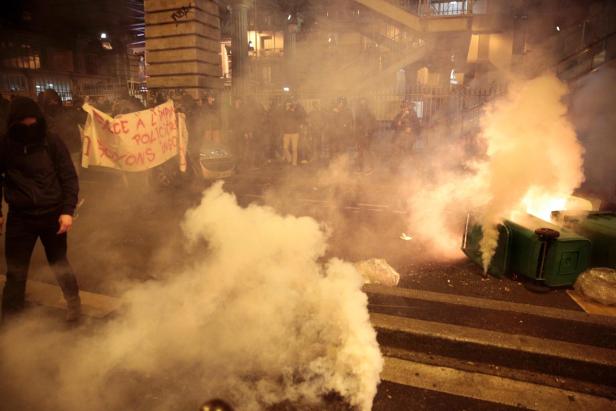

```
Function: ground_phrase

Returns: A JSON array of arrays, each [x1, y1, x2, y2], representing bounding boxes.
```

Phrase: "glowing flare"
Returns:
[[523, 195, 568, 222], [522, 194, 593, 222]]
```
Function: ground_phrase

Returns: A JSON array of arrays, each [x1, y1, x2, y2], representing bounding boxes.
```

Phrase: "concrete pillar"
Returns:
[[144, 0, 222, 98], [230, 0, 250, 96]]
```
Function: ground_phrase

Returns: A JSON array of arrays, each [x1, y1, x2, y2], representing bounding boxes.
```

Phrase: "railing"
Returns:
[[556, 30, 616, 82], [525, 4, 613, 77], [239, 84, 501, 126], [249, 48, 284, 58], [389, 0, 473, 17]]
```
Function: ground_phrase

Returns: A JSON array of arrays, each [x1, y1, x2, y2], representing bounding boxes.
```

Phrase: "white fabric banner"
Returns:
[[81, 100, 183, 172]]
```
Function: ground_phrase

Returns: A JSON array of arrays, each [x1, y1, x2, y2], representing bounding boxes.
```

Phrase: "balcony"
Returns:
[[353, 0, 474, 33], [409, 0, 473, 17], [249, 48, 284, 58]]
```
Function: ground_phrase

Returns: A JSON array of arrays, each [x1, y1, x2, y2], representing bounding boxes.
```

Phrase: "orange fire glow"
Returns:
[[520, 194, 593, 222]]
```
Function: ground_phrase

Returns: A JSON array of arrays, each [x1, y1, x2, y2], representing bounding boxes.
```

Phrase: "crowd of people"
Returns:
[[2, 90, 424, 178], [0, 89, 422, 324], [0, 87, 423, 323], [177, 92, 422, 174]]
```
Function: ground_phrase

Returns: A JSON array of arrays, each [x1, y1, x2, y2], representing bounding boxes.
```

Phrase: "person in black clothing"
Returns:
[[0, 97, 81, 323], [307, 101, 326, 162], [0, 94, 10, 136], [200, 93, 222, 143], [328, 97, 354, 160], [265, 97, 283, 162], [354, 98, 377, 173], [245, 96, 266, 169], [392, 99, 420, 153], [40, 89, 83, 173], [229, 97, 251, 165]]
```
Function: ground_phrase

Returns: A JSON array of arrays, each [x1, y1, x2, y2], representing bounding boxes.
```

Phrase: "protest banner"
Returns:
[[81, 100, 185, 172]]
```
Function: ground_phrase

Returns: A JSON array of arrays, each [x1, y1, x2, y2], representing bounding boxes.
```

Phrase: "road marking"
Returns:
[[364, 284, 616, 327], [382, 346, 616, 400], [382, 356, 616, 411], [372, 313, 616, 367]]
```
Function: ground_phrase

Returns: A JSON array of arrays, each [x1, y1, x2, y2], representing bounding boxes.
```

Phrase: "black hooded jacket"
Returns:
[[0, 97, 79, 217]]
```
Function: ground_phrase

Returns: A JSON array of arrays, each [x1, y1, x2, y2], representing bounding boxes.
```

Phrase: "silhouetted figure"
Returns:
[[328, 97, 353, 159], [354, 98, 377, 173], [200, 93, 222, 143], [392, 98, 420, 153], [265, 97, 283, 162], [0, 97, 81, 323], [0, 94, 10, 136], [307, 101, 326, 162], [280, 98, 306, 166], [40, 89, 83, 174]]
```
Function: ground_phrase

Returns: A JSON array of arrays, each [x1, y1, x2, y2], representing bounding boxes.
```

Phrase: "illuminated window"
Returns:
[[0, 42, 41, 69], [450, 69, 458, 84], [430, 1, 468, 16], [0, 73, 28, 94], [78, 80, 117, 100], [34, 77, 73, 102]]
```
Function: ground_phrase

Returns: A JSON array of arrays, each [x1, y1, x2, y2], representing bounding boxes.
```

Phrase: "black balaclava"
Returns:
[[6, 96, 47, 144]]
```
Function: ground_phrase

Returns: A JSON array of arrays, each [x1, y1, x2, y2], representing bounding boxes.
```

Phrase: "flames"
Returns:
[[520, 192, 593, 223]]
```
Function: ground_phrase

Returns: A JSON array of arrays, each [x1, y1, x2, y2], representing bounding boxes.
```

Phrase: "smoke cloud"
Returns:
[[400, 73, 585, 269], [476, 73, 584, 268], [0, 182, 382, 411], [569, 66, 616, 207]]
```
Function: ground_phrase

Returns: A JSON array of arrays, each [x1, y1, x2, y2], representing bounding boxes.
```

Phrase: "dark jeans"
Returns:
[[1, 211, 79, 317]]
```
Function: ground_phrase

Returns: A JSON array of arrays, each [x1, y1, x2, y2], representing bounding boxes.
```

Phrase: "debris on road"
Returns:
[[574, 267, 616, 306], [355, 258, 400, 287]]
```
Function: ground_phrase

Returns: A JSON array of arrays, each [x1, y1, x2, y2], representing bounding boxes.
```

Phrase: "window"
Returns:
[[0, 41, 41, 70], [34, 76, 72, 102], [450, 69, 458, 84], [0, 73, 28, 94], [77, 79, 117, 100], [430, 1, 469, 16]]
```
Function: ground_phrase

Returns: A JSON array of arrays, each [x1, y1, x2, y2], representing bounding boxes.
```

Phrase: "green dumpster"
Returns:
[[462, 213, 592, 286], [554, 211, 616, 268]]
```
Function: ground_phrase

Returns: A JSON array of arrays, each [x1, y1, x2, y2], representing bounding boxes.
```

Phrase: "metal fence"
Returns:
[[237, 84, 501, 127]]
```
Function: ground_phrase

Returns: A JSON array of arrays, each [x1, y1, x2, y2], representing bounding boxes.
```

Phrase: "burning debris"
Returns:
[[402, 73, 586, 270], [476, 73, 585, 271]]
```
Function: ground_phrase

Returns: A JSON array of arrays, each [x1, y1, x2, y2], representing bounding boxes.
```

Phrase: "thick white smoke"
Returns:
[[476, 73, 584, 269], [569, 67, 616, 205], [0, 182, 382, 411], [402, 73, 585, 270]]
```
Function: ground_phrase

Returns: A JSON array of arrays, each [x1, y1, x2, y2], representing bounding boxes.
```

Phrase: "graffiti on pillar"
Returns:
[[171, 4, 193, 25]]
